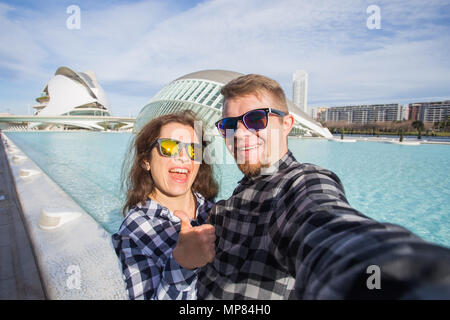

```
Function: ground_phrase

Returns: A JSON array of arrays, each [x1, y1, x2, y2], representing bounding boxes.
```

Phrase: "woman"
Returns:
[[112, 110, 218, 300]]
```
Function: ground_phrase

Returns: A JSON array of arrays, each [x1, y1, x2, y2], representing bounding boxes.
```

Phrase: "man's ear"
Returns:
[[141, 160, 151, 171], [283, 114, 294, 135]]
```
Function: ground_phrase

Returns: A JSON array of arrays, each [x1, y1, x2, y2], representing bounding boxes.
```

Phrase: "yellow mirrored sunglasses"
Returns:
[[149, 138, 202, 161]]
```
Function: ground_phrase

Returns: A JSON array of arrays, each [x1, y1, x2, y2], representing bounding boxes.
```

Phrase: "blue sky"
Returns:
[[1, 0, 450, 116]]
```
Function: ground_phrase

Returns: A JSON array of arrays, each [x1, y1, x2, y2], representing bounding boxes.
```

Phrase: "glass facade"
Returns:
[[135, 79, 224, 133]]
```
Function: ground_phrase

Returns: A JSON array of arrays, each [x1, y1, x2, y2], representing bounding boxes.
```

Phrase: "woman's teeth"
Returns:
[[169, 168, 188, 174]]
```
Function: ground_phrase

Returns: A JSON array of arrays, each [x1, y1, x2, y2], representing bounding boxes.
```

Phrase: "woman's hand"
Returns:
[[172, 210, 216, 270]]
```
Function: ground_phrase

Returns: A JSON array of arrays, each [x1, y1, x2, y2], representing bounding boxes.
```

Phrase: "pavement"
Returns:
[[0, 135, 46, 299]]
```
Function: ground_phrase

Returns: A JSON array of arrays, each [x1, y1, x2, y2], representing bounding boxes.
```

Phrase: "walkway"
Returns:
[[0, 134, 46, 299]]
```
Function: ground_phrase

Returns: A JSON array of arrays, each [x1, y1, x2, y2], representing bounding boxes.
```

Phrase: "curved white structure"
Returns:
[[32, 66, 112, 130], [136, 70, 332, 138]]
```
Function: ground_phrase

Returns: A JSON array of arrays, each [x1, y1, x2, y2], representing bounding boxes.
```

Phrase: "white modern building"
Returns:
[[293, 70, 308, 114], [25, 66, 132, 131], [34, 67, 110, 117], [136, 70, 332, 138], [0, 66, 134, 131]]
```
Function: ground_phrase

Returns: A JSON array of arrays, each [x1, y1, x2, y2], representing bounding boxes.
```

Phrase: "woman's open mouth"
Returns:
[[168, 167, 190, 183]]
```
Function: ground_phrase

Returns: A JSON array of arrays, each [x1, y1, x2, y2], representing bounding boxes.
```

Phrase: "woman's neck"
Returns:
[[149, 189, 197, 220]]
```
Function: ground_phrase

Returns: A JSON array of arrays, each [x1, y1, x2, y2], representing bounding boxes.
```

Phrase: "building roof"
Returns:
[[175, 70, 243, 84], [55, 66, 97, 99]]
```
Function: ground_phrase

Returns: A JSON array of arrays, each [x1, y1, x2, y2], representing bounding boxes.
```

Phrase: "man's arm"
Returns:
[[270, 166, 450, 299]]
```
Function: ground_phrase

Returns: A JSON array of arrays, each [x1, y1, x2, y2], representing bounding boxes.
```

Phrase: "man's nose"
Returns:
[[234, 120, 254, 137]]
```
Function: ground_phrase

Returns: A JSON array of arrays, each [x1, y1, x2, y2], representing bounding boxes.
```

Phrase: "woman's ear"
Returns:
[[141, 160, 151, 171]]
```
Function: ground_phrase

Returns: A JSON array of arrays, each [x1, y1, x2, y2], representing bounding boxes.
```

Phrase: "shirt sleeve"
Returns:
[[270, 165, 450, 299], [113, 212, 197, 300]]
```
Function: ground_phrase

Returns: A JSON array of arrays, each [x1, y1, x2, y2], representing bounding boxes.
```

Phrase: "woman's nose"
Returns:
[[176, 146, 191, 162]]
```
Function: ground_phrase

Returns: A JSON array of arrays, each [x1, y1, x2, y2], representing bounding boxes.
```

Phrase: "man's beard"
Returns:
[[237, 162, 261, 177], [237, 160, 270, 177], [230, 135, 272, 177]]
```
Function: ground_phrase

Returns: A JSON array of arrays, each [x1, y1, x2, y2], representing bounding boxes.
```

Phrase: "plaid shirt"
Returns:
[[198, 150, 450, 299], [112, 192, 213, 300]]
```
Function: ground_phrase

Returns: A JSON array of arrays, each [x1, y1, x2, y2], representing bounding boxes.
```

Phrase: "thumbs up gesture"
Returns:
[[172, 210, 216, 270]]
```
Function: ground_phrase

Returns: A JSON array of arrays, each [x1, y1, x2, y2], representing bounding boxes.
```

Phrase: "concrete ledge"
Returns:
[[1, 133, 128, 299], [385, 140, 421, 146]]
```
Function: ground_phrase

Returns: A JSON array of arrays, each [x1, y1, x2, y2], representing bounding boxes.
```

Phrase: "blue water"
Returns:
[[332, 133, 450, 142], [5, 132, 450, 248], [6, 132, 133, 234]]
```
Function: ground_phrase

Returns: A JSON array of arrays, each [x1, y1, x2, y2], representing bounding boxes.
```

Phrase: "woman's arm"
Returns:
[[113, 212, 198, 300]]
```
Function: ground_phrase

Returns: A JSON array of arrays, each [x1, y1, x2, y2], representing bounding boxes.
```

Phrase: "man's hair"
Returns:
[[220, 74, 289, 113]]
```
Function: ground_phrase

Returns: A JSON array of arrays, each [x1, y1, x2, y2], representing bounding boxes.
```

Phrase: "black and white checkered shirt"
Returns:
[[112, 192, 213, 300], [198, 151, 450, 299]]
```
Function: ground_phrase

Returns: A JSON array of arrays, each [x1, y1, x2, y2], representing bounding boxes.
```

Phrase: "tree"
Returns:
[[412, 120, 424, 139]]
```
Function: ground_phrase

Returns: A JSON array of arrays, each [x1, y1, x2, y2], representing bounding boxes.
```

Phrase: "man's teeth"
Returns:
[[169, 168, 188, 174], [239, 145, 258, 151]]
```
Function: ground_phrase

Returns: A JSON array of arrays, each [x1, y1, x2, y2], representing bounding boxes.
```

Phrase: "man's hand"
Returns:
[[172, 210, 216, 270]]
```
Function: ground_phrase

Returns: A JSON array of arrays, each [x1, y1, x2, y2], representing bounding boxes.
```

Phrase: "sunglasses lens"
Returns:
[[160, 139, 179, 157], [243, 110, 267, 131], [218, 118, 238, 136], [187, 144, 196, 160]]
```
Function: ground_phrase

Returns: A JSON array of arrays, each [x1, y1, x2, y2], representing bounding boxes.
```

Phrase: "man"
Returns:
[[175, 74, 450, 299]]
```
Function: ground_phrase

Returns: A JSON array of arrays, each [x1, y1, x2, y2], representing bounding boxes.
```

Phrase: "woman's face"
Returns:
[[147, 122, 201, 198]]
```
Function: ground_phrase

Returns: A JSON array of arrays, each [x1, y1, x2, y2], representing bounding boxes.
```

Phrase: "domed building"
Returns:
[[31, 66, 112, 130], [135, 70, 332, 138]]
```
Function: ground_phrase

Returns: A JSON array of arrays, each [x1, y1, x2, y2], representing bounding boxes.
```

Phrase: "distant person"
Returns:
[[112, 111, 218, 300], [173, 74, 450, 299]]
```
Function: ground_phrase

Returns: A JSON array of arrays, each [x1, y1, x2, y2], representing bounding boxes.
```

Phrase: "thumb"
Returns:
[[174, 210, 192, 230]]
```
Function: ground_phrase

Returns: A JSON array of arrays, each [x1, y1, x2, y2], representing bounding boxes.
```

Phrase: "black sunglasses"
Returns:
[[215, 108, 286, 137]]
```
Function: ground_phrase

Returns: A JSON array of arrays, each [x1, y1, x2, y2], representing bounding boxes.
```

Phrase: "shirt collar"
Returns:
[[143, 191, 208, 224]]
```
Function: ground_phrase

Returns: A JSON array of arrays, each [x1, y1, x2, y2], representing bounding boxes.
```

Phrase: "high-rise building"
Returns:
[[293, 70, 308, 113], [401, 105, 409, 121], [314, 107, 328, 121], [322, 104, 403, 124], [408, 101, 450, 123]]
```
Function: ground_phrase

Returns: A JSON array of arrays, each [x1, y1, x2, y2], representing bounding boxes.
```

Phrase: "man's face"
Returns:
[[222, 92, 293, 176]]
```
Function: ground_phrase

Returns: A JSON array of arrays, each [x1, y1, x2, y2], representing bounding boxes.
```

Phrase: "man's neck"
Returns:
[[261, 149, 289, 173]]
